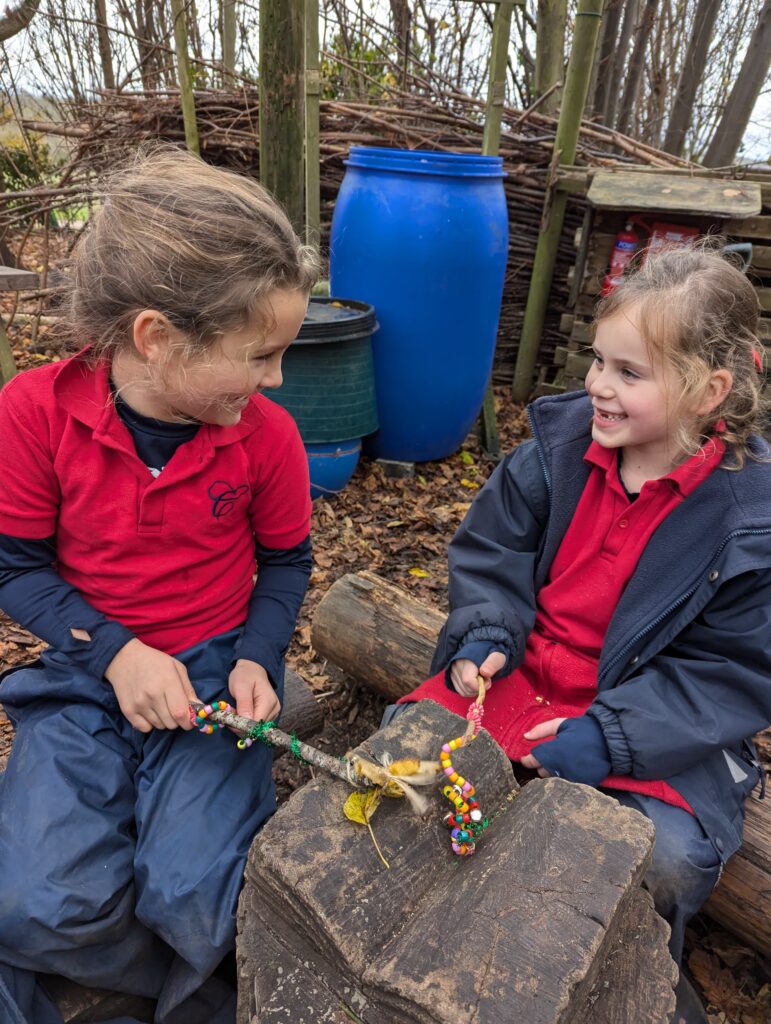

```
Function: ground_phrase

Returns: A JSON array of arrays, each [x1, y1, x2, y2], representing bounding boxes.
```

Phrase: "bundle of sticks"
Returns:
[[6, 85, 694, 380]]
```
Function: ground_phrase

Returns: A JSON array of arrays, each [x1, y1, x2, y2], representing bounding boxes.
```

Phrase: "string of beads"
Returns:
[[190, 700, 233, 734], [439, 679, 490, 856]]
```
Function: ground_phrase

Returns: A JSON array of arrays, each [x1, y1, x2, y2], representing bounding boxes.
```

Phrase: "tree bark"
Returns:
[[662, 0, 720, 156], [534, 0, 568, 116], [94, 0, 116, 92], [221, 0, 237, 85], [259, 0, 305, 233], [313, 570, 771, 958], [170, 0, 200, 154], [588, 0, 622, 119], [702, 0, 771, 167], [0, 0, 40, 42], [615, 0, 658, 135], [604, 0, 639, 128]]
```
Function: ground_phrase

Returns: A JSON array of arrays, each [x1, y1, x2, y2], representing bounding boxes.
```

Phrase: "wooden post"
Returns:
[[222, 0, 237, 85], [305, 0, 321, 250], [0, 318, 17, 386], [512, 0, 604, 403], [259, 0, 305, 233], [534, 0, 567, 117], [478, 0, 518, 458], [170, 0, 200, 155]]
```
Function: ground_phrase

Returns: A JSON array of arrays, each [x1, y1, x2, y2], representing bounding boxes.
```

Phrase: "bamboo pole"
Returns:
[[479, 0, 517, 459], [512, 0, 605, 402], [305, 0, 321, 250], [170, 0, 200, 155]]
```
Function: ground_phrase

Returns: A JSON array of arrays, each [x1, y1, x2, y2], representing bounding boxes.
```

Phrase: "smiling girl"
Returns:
[[0, 149, 317, 1024], [392, 245, 771, 1020]]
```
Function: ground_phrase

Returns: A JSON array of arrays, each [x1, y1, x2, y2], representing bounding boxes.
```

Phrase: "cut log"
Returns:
[[237, 701, 677, 1023], [313, 570, 771, 958], [311, 570, 445, 700], [279, 666, 325, 740]]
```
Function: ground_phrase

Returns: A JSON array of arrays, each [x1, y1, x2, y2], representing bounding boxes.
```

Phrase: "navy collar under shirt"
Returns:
[[112, 389, 200, 478]]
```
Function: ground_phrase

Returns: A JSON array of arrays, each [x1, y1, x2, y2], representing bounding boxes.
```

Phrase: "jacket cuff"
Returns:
[[587, 705, 634, 776], [444, 640, 509, 690], [533, 715, 611, 787]]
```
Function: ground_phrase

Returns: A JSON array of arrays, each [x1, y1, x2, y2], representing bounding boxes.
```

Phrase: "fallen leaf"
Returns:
[[408, 567, 429, 577], [460, 478, 480, 489]]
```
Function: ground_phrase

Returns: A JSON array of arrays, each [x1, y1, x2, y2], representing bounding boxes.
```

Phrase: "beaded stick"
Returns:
[[439, 675, 490, 856]]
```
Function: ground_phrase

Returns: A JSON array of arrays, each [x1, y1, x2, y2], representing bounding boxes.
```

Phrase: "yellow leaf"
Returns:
[[343, 788, 382, 824], [460, 478, 480, 490], [459, 450, 474, 465], [408, 568, 429, 578], [388, 758, 421, 776]]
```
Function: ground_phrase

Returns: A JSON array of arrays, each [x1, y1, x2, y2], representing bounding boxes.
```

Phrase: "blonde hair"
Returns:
[[69, 146, 319, 360], [594, 243, 767, 468]]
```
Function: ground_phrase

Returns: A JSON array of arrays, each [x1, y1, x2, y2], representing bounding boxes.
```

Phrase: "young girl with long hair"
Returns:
[[0, 148, 318, 1024], [394, 245, 771, 1023]]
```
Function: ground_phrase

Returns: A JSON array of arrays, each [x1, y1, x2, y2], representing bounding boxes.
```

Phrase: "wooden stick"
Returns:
[[189, 700, 367, 788]]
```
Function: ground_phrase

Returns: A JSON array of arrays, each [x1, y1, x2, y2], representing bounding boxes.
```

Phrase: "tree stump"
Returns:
[[313, 570, 771, 959], [237, 701, 677, 1023]]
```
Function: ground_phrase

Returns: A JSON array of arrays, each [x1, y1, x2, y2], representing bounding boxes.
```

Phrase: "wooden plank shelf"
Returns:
[[587, 170, 762, 219]]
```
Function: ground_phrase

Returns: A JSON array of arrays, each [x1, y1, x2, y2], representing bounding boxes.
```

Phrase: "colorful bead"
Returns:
[[192, 701, 234, 735], [438, 721, 487, 857]]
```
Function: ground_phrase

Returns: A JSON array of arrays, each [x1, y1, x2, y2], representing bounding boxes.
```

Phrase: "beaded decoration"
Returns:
[[439, 677, 489, 856], [190, 700, 234, 734]]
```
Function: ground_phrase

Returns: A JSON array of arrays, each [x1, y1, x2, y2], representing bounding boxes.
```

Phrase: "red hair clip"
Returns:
[[753, 350, 764, 373]]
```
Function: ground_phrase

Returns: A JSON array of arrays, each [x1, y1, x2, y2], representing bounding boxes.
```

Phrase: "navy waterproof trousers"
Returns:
[[0, 629, 276, 1024]]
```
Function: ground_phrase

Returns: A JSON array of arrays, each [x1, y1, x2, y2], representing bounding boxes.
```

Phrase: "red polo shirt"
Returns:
[[406, 435, 725, 812], [0, 352, 312, 655]]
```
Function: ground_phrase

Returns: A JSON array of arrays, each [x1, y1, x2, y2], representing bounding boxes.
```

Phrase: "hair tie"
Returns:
[[752, 350, 764, 373]]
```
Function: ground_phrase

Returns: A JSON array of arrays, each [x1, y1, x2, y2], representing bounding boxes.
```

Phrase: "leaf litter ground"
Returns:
[[0, 255, 769, 1021]]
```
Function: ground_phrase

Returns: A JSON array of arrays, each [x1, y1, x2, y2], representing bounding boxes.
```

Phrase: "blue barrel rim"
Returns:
[[344, 145, 506, 179], [295, 296, 378, 345]]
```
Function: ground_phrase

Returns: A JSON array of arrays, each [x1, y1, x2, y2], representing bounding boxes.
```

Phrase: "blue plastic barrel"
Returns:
[[330, 146, 508, 461]]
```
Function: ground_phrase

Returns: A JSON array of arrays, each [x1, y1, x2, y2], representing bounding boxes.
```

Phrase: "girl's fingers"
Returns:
[[520, 753, 541, 770], [523, 717, 566, 741], [479, 651, 507, 678]]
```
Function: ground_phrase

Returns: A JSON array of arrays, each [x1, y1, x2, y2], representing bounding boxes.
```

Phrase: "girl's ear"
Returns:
[[697, 368, 733, 417], [132, 310, 171, 363]]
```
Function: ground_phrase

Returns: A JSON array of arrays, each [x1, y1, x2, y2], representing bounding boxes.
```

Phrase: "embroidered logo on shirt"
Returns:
[[208, 480, 249, 519]]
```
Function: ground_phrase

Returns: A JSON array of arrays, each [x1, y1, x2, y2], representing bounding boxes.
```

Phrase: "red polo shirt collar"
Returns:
[[53, 348, 265, 447], [584, 434, 726, 498]]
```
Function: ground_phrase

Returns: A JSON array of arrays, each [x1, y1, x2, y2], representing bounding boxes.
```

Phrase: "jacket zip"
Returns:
[[600, 526, 771, 681], [527, 407, 552, 500]]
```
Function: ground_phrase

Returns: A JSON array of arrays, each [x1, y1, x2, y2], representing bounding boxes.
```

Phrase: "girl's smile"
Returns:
[[584, 302, 685, 485], [112, 288, 309, 427]]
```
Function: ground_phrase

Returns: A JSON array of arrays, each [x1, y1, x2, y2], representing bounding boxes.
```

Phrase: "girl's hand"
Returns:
[[105, 638, 200, 732], [229, 659, 281, 722], [449, 650, 507, 697], [520, 717, 567, 776]]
